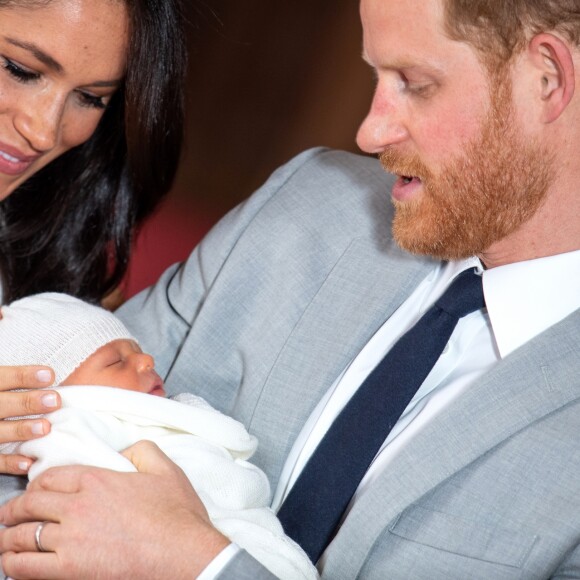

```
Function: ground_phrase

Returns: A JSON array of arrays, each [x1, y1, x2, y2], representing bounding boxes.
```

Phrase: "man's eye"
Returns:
[[409, 84, 432, 96], [106, 359, 122, 367]]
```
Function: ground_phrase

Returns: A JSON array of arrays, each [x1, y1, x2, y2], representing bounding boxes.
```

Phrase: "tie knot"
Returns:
[[435, 268, 485, 319]]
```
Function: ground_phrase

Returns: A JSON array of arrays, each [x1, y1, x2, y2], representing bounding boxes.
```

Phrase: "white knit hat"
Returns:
[[0, 292, 137, 386]]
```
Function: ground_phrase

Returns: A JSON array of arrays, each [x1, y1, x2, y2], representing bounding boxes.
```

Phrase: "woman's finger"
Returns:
[[0, 366, 54, 391], [0, 390, 60, 420], [0, 415, 50, 439], [0, 452, 33, 475]]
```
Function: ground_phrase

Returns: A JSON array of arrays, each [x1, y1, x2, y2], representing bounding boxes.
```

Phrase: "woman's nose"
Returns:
[[13, 94, 64, 153]]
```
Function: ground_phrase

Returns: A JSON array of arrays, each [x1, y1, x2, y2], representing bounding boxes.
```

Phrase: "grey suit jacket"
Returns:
[[2, 149, 575, 579], [115, 148, 580, 578]]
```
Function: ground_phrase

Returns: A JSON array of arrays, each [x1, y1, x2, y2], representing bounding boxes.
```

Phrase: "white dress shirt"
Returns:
[[204, 249, 580, 577]]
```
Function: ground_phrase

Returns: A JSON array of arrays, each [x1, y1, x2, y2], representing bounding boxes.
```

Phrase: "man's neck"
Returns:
[[479, 185, 580, 269]]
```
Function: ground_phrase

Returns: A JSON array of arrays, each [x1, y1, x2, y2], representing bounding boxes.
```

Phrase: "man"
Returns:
[[0, 0, 578, 578]]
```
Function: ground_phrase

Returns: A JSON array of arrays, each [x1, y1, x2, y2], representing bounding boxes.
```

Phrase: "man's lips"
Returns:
[[392, 175, 423, 202]]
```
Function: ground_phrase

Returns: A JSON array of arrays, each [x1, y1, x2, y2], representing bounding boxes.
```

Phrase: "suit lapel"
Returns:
[[323, 308, 580, 578], [248, 237, 433, 489]]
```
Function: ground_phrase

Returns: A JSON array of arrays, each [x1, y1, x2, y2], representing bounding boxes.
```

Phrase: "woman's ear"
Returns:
[[528, 33, 575, 123]]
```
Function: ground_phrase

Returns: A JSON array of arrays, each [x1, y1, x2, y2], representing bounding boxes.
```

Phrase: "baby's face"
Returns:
[[60, 339, 166, 397]]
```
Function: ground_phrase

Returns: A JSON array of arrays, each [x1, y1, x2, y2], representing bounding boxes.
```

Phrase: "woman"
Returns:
[[0, 0, 187, 474]]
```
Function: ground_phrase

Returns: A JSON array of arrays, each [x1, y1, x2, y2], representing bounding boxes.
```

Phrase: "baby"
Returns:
[[0, 293, 317, 580]]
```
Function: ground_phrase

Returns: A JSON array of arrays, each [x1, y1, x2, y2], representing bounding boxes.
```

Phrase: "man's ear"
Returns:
[[527, 33, 575, 123]]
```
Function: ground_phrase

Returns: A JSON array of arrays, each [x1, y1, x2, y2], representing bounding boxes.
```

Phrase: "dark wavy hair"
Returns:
[[0, 0, 188, 304]]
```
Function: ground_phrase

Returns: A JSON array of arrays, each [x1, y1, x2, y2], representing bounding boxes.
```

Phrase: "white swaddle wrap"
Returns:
[[2, 386, 317, 580]]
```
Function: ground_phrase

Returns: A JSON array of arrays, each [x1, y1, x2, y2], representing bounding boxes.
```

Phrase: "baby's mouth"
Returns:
[[148, 371, 166, 397]]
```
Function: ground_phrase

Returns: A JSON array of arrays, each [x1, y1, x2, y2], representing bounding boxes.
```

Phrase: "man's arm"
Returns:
[[551, 542, 580, 580], [116, 147, 332, 379]]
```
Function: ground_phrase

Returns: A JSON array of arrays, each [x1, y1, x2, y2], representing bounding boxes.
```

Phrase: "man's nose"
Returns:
[[356, 86, 407, 154]]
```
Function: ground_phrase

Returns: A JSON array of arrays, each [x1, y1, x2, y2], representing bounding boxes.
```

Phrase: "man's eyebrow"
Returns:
[[361, 51, 443, 74], [5, 37, 63, 73]]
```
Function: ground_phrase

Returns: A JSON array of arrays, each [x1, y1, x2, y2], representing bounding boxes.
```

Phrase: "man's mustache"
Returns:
[[379, 149, 432, 183]]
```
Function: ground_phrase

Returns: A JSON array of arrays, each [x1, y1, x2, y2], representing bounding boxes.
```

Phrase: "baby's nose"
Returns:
[[137, 352, 155, 371]]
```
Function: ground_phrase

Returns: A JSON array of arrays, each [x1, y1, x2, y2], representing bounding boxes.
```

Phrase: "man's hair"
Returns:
[[444, 0, 580, 65]]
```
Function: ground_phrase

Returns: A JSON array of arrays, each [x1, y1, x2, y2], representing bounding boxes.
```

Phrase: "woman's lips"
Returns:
[[0, 142, 39, 176]]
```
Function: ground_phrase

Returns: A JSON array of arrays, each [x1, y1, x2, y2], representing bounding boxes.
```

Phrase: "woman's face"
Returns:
[[0, 0, 128, 200]]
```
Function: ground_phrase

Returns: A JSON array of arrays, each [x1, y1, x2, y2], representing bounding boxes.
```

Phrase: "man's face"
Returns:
[[356, 0, 552, 260]]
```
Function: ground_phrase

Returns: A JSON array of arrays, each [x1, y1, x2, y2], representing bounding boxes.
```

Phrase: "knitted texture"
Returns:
[[0, 293, 136, 385]]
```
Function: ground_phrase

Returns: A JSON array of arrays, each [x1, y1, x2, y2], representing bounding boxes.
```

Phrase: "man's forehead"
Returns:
[[360, 0, 446, 24], [360, 0, 478, 72]]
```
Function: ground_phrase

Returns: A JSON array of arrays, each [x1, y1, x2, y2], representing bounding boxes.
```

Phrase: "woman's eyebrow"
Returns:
[[5, 37, 63, 73], [4, 37, 123, 88], [88, 79, 123, 88]]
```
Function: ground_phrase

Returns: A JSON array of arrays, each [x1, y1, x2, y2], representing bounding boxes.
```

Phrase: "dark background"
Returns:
[[125, 0, 375, 296]]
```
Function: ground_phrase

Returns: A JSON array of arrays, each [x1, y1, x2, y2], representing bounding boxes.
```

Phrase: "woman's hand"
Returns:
[[0, 441, 230, 579], [0, 366, 59, 475]]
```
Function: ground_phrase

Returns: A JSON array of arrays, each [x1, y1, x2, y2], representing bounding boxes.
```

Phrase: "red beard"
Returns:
[[380, 75, 553, 261]]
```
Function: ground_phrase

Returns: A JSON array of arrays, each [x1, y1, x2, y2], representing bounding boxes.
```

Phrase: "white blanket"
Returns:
[[3, 386, 317, 580]]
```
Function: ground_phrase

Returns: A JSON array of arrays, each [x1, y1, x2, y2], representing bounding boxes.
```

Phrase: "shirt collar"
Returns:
[[482, 249, 580, 358]]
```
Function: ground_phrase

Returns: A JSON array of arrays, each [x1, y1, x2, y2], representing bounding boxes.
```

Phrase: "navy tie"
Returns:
[[277, 268, 485, 563]]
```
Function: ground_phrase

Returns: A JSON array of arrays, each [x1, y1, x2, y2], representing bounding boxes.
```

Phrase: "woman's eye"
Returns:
[[2, 58, 40, 83], [76, 91, 107, 110]]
